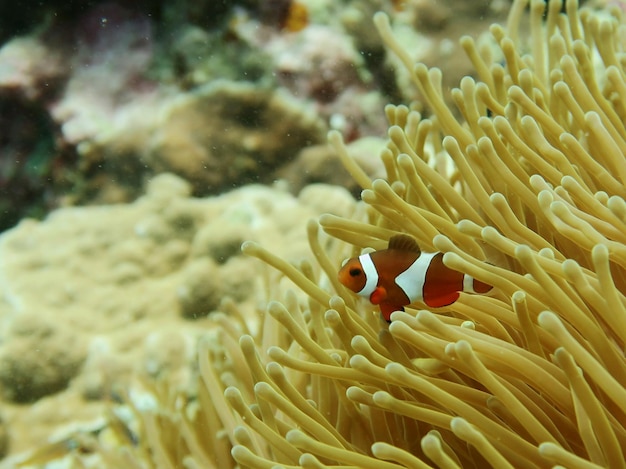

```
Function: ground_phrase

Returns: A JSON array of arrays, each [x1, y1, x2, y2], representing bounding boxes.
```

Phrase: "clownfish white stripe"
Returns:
[[395, 251, 438, 303], [463, 274, 476, 294], [357, 253, 378, 297]]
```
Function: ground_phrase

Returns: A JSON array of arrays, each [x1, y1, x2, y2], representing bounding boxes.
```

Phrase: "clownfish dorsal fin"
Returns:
[[388, 234, 421, 253]]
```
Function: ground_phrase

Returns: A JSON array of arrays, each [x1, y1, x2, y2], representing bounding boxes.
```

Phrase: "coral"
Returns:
[[177, 258, 224, 319], [0, 1, 424, 229], [0, 314, 85, 403], [297, 183, 360, 218], [0, 173, 344, 463], [145, 81, 327, 194], [99, 0, 626, 468], [0, 4, 160, 229], [278, 136, 386, 194], [267, 24, 367, 103], [191, 219, 253, 263], [49, 3, 156, 145], [232, 6, 392, 140], [277, 144, 357, 193], [0, 37, 67, 101], [0, 36, 73, 232], [169, 25, 272, 88], [0, 96, 64, 232]]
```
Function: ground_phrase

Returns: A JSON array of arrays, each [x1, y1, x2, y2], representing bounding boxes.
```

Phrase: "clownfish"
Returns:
[[338, 234, 492, 322]]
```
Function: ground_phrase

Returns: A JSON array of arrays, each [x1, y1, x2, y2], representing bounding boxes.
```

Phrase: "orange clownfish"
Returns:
[[338, 234, 492, 322]]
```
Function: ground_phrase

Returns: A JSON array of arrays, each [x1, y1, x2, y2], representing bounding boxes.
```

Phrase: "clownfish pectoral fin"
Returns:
[[380, 303, 404, 322], [369, 286, 387, 305], [424, 291, 460, 308]]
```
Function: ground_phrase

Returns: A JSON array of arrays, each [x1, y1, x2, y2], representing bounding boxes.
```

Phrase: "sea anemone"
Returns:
[[92, 0, 626, 467]]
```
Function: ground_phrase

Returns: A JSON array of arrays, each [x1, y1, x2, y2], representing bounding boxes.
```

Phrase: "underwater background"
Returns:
[[0, 0, 625, 468]]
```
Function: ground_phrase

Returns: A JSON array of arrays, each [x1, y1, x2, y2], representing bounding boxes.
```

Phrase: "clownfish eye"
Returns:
[[349, 268, 362, 277]]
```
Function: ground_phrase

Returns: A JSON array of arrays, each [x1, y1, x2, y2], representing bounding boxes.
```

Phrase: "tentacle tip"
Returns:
[[327, 129, 342, 143], [240, 240, 258, 255], [306, 217, 319, 232], [373, 11, 389, 25], [592, 243, 609, 258], [537, 310, 557, 327], [514, 243, 532, 259], [512, 290, 526, 303]]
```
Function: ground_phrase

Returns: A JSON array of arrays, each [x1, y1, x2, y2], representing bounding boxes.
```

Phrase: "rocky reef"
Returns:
[[0, 0, 510, 232]]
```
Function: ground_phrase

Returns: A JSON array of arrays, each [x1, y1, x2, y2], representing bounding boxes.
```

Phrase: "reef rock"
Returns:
[[278, 135, 386, 194], [0, 37, 67, 100], [71, 81, 327, 203], [145, 81, 327, 194], [0, 313, 85, 403]]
